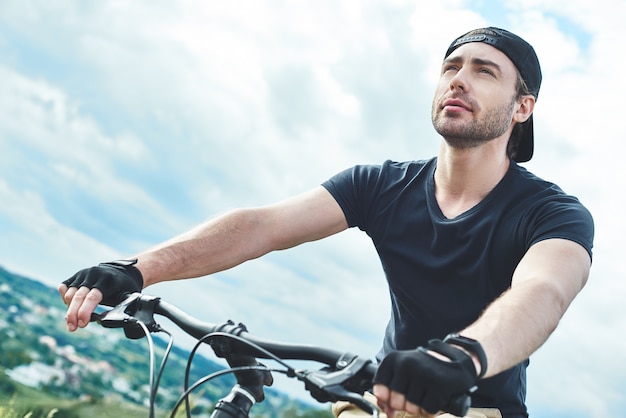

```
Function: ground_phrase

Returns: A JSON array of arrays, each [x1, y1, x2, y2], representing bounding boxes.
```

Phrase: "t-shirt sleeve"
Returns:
[[527, 195, 595, 260], [321, 164, 383, 229]]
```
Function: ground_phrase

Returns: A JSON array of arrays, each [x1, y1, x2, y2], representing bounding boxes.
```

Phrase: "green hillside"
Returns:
[[0, 266, 332, 418]]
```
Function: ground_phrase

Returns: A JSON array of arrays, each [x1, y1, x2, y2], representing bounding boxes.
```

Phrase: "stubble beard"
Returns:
[[431, 94, 517, 150]]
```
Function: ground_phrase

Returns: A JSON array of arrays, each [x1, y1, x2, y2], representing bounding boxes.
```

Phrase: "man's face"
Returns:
[[431, 42, 520, 150]]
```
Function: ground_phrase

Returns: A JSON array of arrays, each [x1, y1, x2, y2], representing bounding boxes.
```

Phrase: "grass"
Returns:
[[0, 381, 153, 418], [0, 383, 210, 418], [0, 397, 163, 418]]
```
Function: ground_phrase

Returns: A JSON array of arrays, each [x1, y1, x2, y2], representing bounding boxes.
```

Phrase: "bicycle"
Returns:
[[90, 292, 473, 418]]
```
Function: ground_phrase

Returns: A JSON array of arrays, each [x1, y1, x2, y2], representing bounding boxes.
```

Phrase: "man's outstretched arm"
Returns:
[[60, 186, 348, 331], [373, 238, 591, 416]]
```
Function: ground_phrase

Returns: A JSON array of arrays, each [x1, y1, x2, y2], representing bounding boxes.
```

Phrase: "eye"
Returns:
[[478, 67, 495, 76], [443, 64, 460, 73]]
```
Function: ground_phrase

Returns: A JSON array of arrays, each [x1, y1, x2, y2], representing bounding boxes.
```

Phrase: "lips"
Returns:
[[442, 98, 471, 111]]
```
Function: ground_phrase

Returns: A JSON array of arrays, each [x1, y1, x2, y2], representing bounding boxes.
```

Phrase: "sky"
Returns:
[[0, 0, 624, 416]]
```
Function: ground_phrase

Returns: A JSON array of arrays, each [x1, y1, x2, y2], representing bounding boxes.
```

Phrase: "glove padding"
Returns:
[[62, 259, 143, 307], [373, 339, 477, 415]]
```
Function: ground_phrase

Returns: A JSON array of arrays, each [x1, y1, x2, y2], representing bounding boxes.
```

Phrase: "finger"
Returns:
[[403, 400, 420, 415], [421, 408, 437, 418], [372, 385, 395, 417], [75, 288, 103, 329], [378, 402, 396, 418], [372, 384, 391, 403], [65, 286, 102, 331], [58, 283, 69, 300], [61, 285, 78, 306], [65, 286, 90, 331], [387, 390, 407, 413]]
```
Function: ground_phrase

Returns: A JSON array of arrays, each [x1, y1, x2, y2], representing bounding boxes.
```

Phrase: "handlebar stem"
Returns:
[[210, 385, 256, 418]]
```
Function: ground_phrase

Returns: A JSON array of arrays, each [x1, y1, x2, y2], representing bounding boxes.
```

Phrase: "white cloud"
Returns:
[[0, 178, 119, 283], [0, 0, 624, 415]]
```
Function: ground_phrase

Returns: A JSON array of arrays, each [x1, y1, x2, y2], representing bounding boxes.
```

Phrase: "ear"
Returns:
[[513, 95, 535, 123]]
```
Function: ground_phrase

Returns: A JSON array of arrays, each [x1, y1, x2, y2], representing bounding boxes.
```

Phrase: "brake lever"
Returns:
[[298, 356, 377, 415], [91, 293, 162, 339], [90, 293, 141, 326]]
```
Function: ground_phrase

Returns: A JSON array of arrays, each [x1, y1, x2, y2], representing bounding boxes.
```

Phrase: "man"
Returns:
[[60, 27, 594, 418]]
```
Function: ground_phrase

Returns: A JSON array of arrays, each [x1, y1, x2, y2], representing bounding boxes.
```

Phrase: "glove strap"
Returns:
[[423, 339, 476, 376], [444, 334, 488, 379], [99, 259, 144, 290], [100, 259, 139, 267]]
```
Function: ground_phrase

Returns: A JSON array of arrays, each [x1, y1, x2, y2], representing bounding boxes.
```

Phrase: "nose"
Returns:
[[449, 68, 468, 92]]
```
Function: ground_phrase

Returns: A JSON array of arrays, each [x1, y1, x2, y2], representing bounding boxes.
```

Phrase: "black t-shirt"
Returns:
[[322, 158, 594, 417]]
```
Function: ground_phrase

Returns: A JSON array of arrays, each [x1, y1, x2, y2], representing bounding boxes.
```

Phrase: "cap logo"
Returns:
[[452, 34, 498, 49]]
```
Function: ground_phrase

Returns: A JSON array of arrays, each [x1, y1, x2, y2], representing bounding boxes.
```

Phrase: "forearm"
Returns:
[[461, 239, 590, 377], [60, 186, 347, 332], [133, 186, 348, 288], [461, 279, 567, 377], [136, 208, 274, 287]]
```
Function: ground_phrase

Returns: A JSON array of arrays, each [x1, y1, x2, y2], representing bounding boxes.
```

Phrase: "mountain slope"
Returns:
[[0, 265, 332, 417]]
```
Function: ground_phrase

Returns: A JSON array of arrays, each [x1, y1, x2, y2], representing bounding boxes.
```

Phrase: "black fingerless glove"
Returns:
[[373, 338, 481, 415], [62, 259, 144, 306]]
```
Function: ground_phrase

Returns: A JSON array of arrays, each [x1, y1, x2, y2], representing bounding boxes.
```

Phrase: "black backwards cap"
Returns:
[[444, 27, 542, 162]]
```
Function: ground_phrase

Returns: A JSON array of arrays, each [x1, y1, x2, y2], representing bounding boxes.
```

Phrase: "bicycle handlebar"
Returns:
[[92, 293, 472, 417]]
